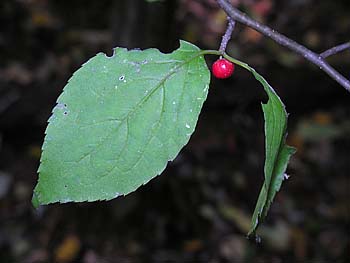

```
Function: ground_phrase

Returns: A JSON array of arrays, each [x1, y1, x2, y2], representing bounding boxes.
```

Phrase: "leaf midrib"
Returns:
[[72, 50, 204, 172]]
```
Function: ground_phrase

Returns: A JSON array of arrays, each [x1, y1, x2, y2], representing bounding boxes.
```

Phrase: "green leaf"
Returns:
[[32, 40, 210, 207], [244, 66, 296, 236]]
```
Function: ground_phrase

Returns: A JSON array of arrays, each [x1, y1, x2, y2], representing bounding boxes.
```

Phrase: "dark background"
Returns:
[[0, 0, 349, 262]]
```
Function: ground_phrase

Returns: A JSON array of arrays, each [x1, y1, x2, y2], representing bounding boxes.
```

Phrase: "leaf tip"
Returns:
[[247, 232, 262, 244], [178, 39, 200, 51], [31, 191, 40, 209]]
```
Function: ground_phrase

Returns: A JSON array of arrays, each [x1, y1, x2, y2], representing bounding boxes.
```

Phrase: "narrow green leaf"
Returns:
[[32, 40, 210, 207], [246, 68, 296, 236]]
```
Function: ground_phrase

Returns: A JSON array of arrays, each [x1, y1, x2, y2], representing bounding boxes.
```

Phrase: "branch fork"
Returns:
[[217, 0, 350, 92]]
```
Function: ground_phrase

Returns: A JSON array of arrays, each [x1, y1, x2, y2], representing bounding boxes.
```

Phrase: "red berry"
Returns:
[[212, 59, 235, 79]]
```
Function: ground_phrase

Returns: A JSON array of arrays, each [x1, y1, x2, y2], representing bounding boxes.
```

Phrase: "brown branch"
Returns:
[[216, 0, 350, 92], [219, 17, 236, 53], [320, 42, 350, 59]]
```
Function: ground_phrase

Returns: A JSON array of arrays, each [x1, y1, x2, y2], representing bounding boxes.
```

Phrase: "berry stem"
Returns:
[[219, 17, 236, 53], [199, 50, 250, 71]]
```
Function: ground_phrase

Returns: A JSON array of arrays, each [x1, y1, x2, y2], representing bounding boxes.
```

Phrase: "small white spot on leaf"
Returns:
[[56, 103, 67, 110], [203, 84, 209, 92]]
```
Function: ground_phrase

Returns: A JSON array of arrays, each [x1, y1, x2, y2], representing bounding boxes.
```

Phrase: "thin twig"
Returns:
[[320, 42, 350, 59], [216, 0, 350, 92], [219, 17, 236, 53]]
